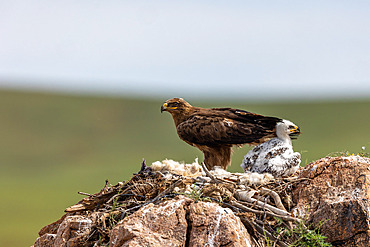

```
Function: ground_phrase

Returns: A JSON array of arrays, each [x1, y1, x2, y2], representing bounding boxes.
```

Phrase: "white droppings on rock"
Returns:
[[342, 155, 369, 164], [157, 198, 186, 217], [206, 207, 224, 247]]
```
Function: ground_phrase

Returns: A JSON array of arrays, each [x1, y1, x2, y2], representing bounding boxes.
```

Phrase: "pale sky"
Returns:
[[1, 0, 370, 100]]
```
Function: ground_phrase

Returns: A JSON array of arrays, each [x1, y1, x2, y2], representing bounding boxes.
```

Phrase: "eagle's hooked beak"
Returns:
[[161, 102, 178, 112], [161, 103, 168, 113]]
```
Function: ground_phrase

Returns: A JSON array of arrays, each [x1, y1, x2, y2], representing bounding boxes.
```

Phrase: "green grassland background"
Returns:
[[1, 89, 369, 246]]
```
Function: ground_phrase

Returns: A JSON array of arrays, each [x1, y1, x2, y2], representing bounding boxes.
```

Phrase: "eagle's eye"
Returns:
[[165, 102, 180, 110]]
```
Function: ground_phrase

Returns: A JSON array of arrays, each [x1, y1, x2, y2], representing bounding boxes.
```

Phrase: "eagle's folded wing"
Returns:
[[176, 114, 274, 145]]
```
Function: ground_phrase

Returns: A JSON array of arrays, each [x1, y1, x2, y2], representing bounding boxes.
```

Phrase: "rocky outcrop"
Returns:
[[109, 196, 253, 247], [293, 156, 370, 246], [33, 155, 370, 246], [34, 214, 99, 247], [35, 196, 253, 247]]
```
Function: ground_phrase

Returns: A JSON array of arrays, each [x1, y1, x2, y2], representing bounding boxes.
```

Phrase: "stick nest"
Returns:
[[62, 160, 317, 247]]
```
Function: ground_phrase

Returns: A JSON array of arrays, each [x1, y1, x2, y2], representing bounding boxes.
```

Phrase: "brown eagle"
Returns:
[[161, 98, 299, 170]]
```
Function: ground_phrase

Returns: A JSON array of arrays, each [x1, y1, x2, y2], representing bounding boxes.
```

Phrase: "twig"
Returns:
[[106, 194, 119, 205], [120, 193, 146, 198], [140, 159, 147, 173], [252, 221, 289, 247], [201, 162, 220, 183], [235, 190, 290, 216], [273, 229, 287, 247], [153, 179, 183, 200], [104, 180, 109, 190], [78, 192, 93, 197], [259, 187, 287, 211], [230, 201, 301, 223], [201, 162, 237, 185], [239, 216, 256, 236], [283, 177, 310, 182], [267, 177, 310, 193]]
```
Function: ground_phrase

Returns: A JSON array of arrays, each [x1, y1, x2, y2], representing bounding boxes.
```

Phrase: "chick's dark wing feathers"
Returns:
[[176, 108, 281, 146]]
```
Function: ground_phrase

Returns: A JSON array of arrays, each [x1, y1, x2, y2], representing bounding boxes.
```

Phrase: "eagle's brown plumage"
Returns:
[[161, 98, 283, 170]]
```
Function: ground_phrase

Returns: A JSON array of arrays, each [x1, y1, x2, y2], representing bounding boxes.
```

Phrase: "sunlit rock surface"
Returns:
[[293, 156, 370, 246]]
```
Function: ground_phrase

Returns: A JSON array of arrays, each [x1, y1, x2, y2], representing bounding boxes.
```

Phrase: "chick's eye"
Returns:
[[289, 126, 295, 129]]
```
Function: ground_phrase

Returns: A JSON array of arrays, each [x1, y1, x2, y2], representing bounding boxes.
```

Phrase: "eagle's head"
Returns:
[[160, 98, 192, 114], [161, 98, 194, 126]]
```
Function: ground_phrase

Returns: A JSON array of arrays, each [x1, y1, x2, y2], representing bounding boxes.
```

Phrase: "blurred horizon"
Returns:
[[0, 82, 370, 104]]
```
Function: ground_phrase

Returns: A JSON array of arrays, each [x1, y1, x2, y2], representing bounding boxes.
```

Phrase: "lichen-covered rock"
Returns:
[[292, 156, 370, 245], [38, 214, 66, 237], [109, 196, 254, 247], [34, 233, 56, 247], [188, 201, 253, 247], [110, 195, 192, 247], [340, 230, 370, 247], [34, 195, 255, 247], [34, 215, 93, 247]]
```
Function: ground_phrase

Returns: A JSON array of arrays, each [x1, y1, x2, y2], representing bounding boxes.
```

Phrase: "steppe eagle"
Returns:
[[160, 98, 300, 170]]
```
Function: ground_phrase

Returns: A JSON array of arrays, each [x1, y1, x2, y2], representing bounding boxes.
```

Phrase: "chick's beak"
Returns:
[[290, 125, 301, 134], [160, 103, 167, 113]]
